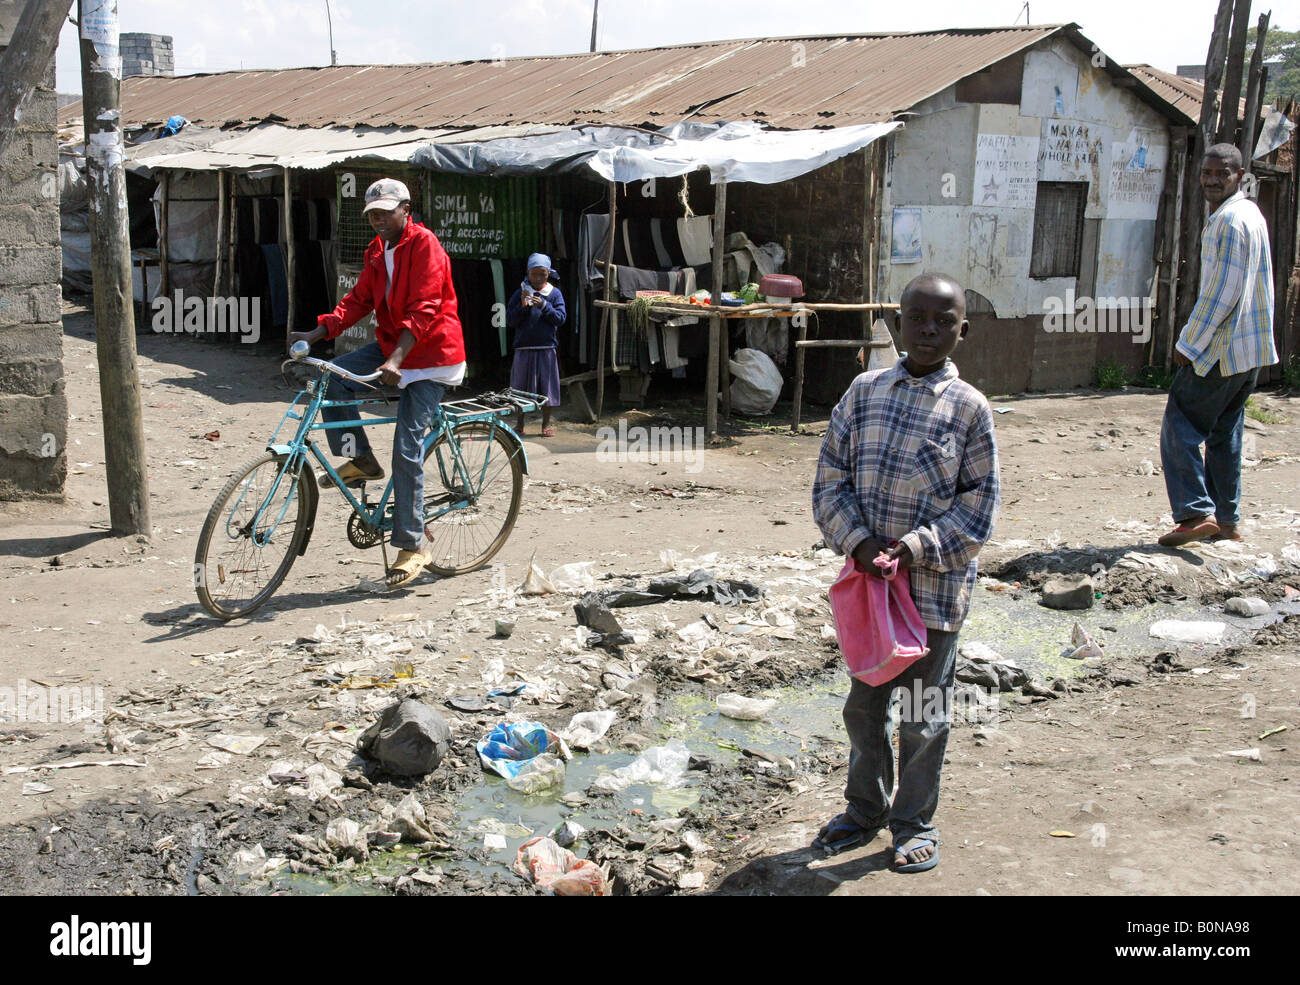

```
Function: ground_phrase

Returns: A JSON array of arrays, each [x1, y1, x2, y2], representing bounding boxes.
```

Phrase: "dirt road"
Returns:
[[0, 298, 1296, 895]]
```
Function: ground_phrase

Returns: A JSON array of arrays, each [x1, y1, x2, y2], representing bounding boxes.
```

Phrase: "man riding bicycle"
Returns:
[[288, 178, 466, 589]]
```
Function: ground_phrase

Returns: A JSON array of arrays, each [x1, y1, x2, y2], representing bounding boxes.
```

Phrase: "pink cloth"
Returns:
[[828, 553, 930, 686]]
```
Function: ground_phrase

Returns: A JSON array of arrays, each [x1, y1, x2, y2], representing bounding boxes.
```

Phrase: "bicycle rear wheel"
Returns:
[[195, 452, 310, 619], [422, 421, 523, 575]]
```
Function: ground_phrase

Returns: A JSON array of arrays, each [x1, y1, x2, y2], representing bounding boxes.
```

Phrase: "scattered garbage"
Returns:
[[506, 753, 567, 794], [1148, 620, 1226, 645], [552, 820, 586, 848], [956, 642, 1029, 691], [592, 739, 691, 793], [22, 781, 53, 795], [549, 561, 598, 592], [1040, 573, 1095, 610], [1064, 623, 1105, 661], [494, 619, 515, 638], [1221, 748, 1261, 762], [715, 693, 776, 720], [561, 710, 617, 749], [1282, 544, 1300, 567], [513, 837, 609, 895], [477, 722, 571, 781], [207, 734, 266, 755], [1225, 597, 1270, 617], [356, 699, 451, 776], [591, 569, 764, 608], [325, 817, 368, 860], [520, 555, 558, 595]]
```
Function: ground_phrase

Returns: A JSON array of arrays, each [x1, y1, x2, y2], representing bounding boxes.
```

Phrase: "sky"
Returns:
[[53, 0, 1287, 96]]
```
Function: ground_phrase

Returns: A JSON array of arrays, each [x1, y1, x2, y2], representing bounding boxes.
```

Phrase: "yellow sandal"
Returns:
[[385, 549, 430, 589]]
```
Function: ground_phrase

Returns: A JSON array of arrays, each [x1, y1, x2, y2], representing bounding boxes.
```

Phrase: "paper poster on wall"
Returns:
[[1108, 134, 1166, 220], [972, 134, 1040, 209], [891, 207, 922, 264]]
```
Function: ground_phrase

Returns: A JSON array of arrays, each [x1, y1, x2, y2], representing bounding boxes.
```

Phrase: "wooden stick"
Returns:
[[596, 180, 616, 416], [707, 181, 726, 437]]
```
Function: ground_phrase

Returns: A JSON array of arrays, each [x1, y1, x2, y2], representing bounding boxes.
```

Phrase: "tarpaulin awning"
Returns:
[[120, 119, 901, 186]]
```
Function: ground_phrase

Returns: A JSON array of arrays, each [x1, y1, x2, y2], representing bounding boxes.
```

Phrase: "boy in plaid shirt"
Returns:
[[812, 273, 1000, 871]]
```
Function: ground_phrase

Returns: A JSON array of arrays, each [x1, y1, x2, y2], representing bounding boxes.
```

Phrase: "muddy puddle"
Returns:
[[266, 590, 1300, 895]]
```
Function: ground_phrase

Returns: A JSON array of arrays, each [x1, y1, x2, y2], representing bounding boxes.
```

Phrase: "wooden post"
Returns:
[[1176, 0, 1236, 331], [283, 166, 295, 343], [1239, 13, 1271, 165], [706, 180, 727, 438], [595, 180, 616, 416], [1161, 128, 1188, 368], [78, 0, 150, 535], [1216, 0, 1253, 144], [214, 169, 226, 299], [159, 170, 170, 297], [226, 175, 238, 297], [791, 317, 808, 433], [0, 0, 72, 159]]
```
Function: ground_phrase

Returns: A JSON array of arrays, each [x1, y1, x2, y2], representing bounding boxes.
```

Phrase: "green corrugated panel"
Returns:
[[424, 173, 540, 260]]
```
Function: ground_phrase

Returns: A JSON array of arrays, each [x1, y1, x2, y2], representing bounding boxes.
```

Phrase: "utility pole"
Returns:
[[325, 0, 337, 66], [78, 0, 151, 536], [1239, 12, 1271, 164], [0, 0, 72, 160], [1216, 0, 1253, 143], [1175, 0, 1236, 334], [590, 0, 599, 53]]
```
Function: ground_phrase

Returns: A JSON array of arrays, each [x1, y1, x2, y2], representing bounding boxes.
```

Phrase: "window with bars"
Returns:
[[1029, 181, 1088, 279], [335, 167, 426, 265]]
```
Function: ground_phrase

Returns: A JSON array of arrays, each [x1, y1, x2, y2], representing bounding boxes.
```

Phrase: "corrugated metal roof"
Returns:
[[62, 25, 1157, 132], [1125, 64, 1251, 124]]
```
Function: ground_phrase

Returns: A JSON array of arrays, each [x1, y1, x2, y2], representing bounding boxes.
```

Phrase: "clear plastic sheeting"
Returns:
[[586, 120, 902, 185]]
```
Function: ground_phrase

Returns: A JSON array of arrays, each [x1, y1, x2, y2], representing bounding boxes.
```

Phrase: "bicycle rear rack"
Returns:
[[440, 388, 547, 425]]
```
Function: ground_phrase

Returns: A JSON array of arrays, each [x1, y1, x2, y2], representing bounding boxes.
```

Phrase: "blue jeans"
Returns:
[[1159, 364, 1257, 526], [842, 627, 958, 846], [320, 342, 445, 552]]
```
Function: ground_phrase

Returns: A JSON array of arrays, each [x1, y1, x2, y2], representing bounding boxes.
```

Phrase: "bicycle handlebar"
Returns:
[[289, 340, 383, 385]]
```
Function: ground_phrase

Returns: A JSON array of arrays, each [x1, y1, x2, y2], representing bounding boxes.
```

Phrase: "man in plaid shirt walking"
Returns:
[[812, 273, 999, 871], [1159, 144, 1277, 547]]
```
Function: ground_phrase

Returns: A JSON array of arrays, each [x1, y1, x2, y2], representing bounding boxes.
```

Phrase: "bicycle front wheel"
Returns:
[[422, 422, 523, 575], [195, 452, 310, 619]]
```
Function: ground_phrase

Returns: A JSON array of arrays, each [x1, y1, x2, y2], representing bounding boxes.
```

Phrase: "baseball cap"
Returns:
[[362, 178, 411, 213]]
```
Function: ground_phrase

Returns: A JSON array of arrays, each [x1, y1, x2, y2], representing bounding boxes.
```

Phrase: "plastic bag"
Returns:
[[715, 693, 776, 720], [728, 348, 783, 416], [477, 722, 571, 780], [550, 561, 597, 592], [505, 753, 567, 794], [513, 837, 609, 896], [561, 710, 617, 749], [828, 554, 929, 686], [592, 739, 691, 793]]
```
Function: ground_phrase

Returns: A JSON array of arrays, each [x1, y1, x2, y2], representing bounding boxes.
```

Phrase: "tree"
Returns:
[[1244, 25, 1299, 105]]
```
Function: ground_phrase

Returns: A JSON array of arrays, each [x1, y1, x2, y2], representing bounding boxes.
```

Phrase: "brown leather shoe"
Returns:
[[1158, 517, 1219, 547], [1211, 523, 1243, 542], [319, 459, 385, 489]]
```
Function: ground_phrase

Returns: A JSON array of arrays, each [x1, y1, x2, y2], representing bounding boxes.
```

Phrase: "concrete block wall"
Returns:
[[0, 1, 66, 498], [120, 32, 173, 77]]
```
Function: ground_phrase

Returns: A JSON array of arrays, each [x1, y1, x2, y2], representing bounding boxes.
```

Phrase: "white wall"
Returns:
[[880, 38, 1172, 319]]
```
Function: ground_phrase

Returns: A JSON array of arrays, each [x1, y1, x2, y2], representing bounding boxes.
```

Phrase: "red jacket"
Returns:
[[318, 220, 465, 368]]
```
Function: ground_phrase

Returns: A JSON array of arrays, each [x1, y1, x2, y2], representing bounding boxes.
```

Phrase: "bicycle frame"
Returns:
[[247, 369, 540, 549]]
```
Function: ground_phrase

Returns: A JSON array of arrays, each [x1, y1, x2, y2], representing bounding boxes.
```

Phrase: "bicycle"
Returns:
[[193, 340, 545, 620]]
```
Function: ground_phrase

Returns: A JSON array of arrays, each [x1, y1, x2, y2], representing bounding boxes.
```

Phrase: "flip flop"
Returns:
[[539, 426, 556, 438], [811, 813, 878, 856], [892, 836, 939, 873], [385, 549, 430, 589]]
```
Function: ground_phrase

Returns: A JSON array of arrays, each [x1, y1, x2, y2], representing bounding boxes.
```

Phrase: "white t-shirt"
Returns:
[[382, 242, 466, 388]]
